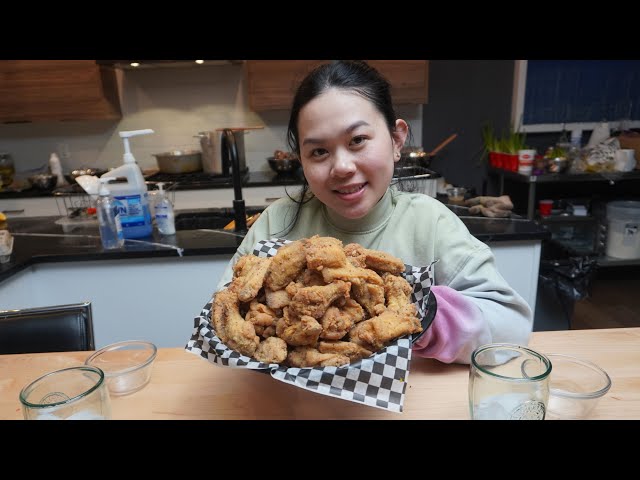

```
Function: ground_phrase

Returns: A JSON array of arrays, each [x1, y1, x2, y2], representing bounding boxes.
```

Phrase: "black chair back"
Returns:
[[0, 302, 95, 354]]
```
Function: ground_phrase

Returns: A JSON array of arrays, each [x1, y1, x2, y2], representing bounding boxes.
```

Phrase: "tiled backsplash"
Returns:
[[0, 63, 422, 176]]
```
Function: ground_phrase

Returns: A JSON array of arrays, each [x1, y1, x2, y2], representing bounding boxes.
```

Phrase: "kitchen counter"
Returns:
[[0, 215, 242, 284], [1, 327, 638, 419], [1, 206, 548, 285], [0, 169, 305, 199]]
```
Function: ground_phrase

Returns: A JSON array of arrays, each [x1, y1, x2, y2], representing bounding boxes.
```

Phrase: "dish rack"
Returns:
[[53, 188, 99, 233], [391, 166, 441, 198]]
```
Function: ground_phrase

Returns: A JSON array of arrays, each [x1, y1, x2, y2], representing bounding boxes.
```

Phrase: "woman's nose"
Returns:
[[331, 151, 357, 177]]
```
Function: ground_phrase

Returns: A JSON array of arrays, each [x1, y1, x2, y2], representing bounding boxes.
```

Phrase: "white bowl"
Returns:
[[546, 353, 612, 419], [85, 340, 157, 396]]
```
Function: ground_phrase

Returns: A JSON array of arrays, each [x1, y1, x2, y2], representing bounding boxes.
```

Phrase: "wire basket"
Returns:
[[54, 187, 97, 218]]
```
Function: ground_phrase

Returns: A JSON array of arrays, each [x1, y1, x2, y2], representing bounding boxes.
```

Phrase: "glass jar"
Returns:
[[0, 153, 15, 187]]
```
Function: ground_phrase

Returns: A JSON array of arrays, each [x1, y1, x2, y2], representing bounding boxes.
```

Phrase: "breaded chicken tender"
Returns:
[[264, 239, 307, 290], [254, 336, 288, 364], [318, 340, 373, 361], [349, 307, 422, 351], [287, 346, 350, 368], [305, 235, 346, 270]]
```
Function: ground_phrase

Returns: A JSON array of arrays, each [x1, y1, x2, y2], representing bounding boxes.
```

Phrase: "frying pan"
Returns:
[[401, 133, 458, 168]]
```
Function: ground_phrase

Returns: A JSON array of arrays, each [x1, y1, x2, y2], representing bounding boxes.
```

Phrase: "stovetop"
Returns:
[[144, 169, 249, 190]]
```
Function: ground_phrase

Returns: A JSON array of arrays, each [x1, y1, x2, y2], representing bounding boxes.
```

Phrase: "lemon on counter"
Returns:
[[0, 211, 7, 229]]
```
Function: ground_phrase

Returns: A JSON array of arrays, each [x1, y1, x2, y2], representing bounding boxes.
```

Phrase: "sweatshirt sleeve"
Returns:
[[412, 212, 534, 364]]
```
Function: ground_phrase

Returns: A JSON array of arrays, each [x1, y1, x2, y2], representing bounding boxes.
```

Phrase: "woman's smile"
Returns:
[[333, 182, 367, 201]]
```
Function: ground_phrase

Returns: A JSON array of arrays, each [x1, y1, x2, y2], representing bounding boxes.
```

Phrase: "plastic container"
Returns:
[[605, 200, 640, 259], [101, 129, 154, 239], [153, 182, 175, 235], [546, 353, 611, 420], [85, 340, 157, 396], [96, 178, 124, 249], [539, 199, 553, 217]]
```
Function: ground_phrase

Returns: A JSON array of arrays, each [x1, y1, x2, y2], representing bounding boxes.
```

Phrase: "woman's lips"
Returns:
[[334, 183, 366, 200]]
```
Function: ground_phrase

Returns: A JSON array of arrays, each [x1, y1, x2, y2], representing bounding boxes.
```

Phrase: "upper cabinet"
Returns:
[[0, 61, 121, 124], [245, 60, 429, 111]]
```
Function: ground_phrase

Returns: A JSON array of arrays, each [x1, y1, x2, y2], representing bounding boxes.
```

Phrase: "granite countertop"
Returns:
[[0, 204, 549, 284]]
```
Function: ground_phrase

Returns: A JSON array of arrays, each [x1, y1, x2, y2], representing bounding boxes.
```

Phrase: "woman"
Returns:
[[216, 60, 532, 364]]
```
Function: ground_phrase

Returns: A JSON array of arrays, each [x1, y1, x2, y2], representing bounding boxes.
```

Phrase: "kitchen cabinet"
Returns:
[[0, 196, 60, 217], [0, 256, 232, 348], [246, 60, 429, 111], [489, 239, 541, 317], [0, 61, 121, 123]]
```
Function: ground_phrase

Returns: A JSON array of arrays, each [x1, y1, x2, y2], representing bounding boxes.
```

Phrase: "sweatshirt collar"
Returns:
[[324, 188, 393, 233]]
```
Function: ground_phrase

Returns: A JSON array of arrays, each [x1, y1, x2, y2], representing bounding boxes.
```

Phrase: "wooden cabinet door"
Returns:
[[0, 60, 121, 123], [367, 60, 429, 104], [246, 60, 327, 111], [246, 60, 429, 111]]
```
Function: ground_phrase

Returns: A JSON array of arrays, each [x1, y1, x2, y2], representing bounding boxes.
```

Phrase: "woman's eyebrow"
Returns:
[[302, 120, 370, 146]]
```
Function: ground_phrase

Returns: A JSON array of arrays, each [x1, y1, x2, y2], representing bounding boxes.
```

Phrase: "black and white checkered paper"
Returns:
[[185, 238, 437, 413]]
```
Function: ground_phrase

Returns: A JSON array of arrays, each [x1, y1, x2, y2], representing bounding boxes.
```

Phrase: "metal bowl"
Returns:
[[65, 168, 108, 184], [267, 156, 301, 174], [548, 157, 570, 173], [28, 173, 57, 191]]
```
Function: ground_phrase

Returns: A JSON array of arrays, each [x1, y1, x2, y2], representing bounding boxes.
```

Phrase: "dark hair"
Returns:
[[278, 61, 401, 236]]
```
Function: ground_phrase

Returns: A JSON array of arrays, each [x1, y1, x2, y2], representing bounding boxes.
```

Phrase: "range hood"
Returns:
[[96, 60, 242, 70]]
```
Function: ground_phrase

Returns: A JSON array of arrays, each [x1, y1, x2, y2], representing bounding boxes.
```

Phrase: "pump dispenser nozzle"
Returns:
[[119, 129, 155, 164]]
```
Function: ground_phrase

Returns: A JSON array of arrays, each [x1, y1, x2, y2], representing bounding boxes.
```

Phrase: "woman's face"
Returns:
[[297, 89, 408, 220]]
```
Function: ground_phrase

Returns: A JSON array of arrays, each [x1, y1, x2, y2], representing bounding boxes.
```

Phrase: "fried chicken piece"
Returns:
[[349, 307, 422, 351], [351, 278, 386, 318], [343, 243, 368, 268], [382, 272, 413, 312], [305, 235, 346, 271], [264, 287, 291, 309], [211, 288, 260, 357], [245, 300, 278, 327], [343, 242, 405, 275], [320, 262, 384, 286], [264, 239, 307, 291], [320, 298, 365, 340], [229, 255, 271, 302], [318, 340, 373, 361], [262, 325, 276, 338], [275, 309, 323, 346], [288, 280, 351, 319], [295, 268, 326, 287], [254, 336, 288, 364], [286, 346, 350, 368]]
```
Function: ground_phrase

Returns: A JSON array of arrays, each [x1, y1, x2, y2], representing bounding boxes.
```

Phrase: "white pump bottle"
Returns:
[[101, 129, 154, 238]]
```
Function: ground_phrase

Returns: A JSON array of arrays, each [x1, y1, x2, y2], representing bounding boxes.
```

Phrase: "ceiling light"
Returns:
[[195, 60, 204, 64], [130, 62, 140, 67]]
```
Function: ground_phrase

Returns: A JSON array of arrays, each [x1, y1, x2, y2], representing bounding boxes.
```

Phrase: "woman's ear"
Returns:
[[393, 119, 409, 153]]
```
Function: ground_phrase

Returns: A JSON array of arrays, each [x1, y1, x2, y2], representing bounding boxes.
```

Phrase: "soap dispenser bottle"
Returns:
[[101, 129, 154, 239], [153, 182, 176, 235], [96, 177, 124, 249]]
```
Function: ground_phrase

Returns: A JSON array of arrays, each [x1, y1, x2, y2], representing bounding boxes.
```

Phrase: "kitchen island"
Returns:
[[1, 327, 637, 420]]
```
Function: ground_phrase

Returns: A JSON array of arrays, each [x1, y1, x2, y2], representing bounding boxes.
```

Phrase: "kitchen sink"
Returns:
[[174, 207, 264, 231]]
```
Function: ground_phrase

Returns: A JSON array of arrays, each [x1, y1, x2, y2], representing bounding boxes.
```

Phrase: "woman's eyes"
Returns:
[[308, 136, 367, 158]]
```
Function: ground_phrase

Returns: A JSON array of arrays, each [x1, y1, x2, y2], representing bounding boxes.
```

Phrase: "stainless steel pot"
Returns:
[[153, 150, 202, 174]]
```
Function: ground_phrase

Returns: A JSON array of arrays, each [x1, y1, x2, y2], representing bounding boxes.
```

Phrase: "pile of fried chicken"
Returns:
[[211, 235, 423, 368]]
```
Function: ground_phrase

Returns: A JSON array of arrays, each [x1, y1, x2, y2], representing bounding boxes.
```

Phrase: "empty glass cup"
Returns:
[[19, 366, 112, 420], [469, 343, 552, 420]]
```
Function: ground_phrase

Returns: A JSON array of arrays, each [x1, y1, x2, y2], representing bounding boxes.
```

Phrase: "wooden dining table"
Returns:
[[2, 327, 639, 420]]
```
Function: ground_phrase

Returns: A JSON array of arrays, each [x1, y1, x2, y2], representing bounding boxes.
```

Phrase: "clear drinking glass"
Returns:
[[469, 343, 552, 420], [19, 366, 112, 420]]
